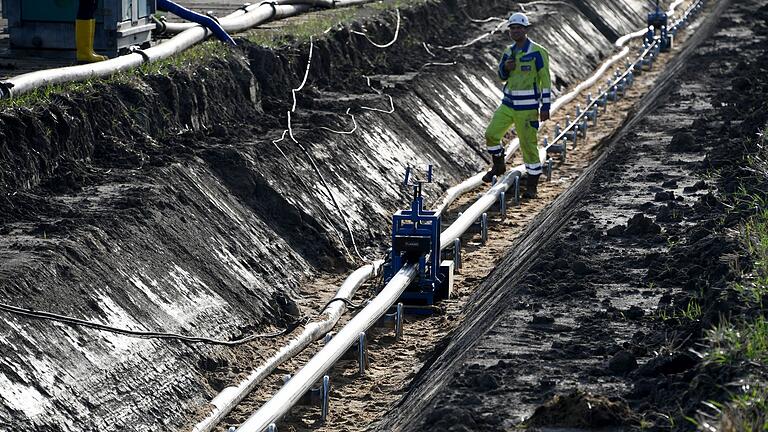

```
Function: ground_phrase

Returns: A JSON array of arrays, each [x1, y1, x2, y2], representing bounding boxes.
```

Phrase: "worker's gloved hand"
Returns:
[[540, 110, 550, 122], [504, 59, 516, 73]]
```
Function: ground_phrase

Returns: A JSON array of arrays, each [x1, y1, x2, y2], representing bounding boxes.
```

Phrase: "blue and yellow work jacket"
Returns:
[[497, 39, 552, 112]]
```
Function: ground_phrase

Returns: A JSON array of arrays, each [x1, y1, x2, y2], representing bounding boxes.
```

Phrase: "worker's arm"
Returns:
[[497, 47, 515, 80], [157, 0, 236, 46], [536, 48, 552, 121]]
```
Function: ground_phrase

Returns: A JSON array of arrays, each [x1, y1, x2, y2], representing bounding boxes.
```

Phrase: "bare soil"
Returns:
[[382, 0, 768, 430]]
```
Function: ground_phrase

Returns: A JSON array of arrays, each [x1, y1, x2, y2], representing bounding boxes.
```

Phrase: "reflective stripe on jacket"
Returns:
[[497, 39, 552, 112]]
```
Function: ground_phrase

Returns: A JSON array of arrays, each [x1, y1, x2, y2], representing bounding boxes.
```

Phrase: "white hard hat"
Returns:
[[507, 12, 530, 27]]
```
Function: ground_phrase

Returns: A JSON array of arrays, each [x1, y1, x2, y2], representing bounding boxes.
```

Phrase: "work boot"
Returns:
[[76, 19, 107, 63], [522, 174, 540, 199], [481, 154, 506, 183]]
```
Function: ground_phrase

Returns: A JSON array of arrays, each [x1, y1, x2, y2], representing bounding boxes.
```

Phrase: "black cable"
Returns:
[[320, 297, 365, 312], [0, 302, 303, 346]]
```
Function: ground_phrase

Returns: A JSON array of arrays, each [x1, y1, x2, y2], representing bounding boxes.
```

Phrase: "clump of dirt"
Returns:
[[608, 213, 662, 236], [668, 131, 702, 152], [526, 390, 639, 428]]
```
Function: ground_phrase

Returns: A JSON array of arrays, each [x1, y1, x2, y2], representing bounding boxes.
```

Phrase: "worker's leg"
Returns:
[[513, 109, 543, 198], [484, 104, 516, 156], [482, 104, 516, 182], [76, 0, 107, 62]]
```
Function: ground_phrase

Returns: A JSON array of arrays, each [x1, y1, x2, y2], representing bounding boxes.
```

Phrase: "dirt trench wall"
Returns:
[[0, 0, 652, 430]]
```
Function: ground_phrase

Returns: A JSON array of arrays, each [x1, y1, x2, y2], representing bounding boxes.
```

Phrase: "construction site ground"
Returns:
[[189, 0, 759, 430], [1, 0, 767, 431]]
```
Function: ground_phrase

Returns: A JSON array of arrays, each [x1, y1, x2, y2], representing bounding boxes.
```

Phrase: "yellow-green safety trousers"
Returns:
[[485, 105, 542, 176]]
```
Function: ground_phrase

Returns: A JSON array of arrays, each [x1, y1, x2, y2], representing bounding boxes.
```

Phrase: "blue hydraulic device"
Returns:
[[645, 0, 672, 52], [384, 165, 452, 309], [1, 0, 156, 56]]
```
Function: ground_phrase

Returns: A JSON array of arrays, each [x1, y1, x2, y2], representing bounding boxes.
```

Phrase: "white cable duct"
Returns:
[[160, 0, 378, 34], [0, 4, 312, 98], [439, 166, 523, 250], [614, 28, 649, 47], [236, 158, 531, 431], [432, 46, 629, 216], [192, 261, 383, 432], [432, 0, 693, 215], [236, 263, 419, 432]]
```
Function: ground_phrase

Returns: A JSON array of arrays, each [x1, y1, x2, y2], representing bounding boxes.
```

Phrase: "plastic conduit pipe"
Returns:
[[433, 0, 691, 215], [161, 0, 378, 34], [1, 1, 364, 98], [191, 261, 383, 432], [235, 263, 419, 432]]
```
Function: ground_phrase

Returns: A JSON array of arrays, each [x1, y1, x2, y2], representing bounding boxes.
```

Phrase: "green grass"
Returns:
[[246, 8, 358, 47], [367, 0, 429, 10], [698, 125, 768, 431], [0, 0, 412, 107], [0, 79, 97, 109], [0, 40, 235, 110]]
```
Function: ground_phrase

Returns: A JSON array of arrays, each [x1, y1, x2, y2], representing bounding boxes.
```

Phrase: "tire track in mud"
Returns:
[[378, 0, 768, 429], [206, 1, 720, 430]]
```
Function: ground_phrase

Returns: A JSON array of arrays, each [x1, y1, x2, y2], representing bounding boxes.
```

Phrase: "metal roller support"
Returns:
[[513, 175, 521, 205], [321, 375, 331, 422], [453, 238, 461, 272], [564, 115, 578, 147], [480, 212, 489, 245], [499, 192, 507, 221], [545, 158, 554, 182], [395, 302, 404, 340], [357, 332, 368, 377]]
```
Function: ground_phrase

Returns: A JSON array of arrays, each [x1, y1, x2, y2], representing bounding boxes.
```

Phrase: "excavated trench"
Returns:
[[379, 0, 768, 430], [0, 0, 738, 430]]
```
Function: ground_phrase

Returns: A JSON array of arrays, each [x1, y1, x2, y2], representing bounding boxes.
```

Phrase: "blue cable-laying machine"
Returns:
[[384, 166, 453, 310], [1, 0, 155, 56]]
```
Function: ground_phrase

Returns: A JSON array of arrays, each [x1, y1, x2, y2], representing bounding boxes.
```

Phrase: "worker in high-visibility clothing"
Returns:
[[482, 12, 552, 199]]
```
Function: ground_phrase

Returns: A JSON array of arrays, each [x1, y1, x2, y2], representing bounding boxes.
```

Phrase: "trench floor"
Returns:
[[191, 0, 729, 430]]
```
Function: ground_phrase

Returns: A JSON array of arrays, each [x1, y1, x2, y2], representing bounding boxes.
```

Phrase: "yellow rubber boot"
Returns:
[[76, 19, 107, 63]]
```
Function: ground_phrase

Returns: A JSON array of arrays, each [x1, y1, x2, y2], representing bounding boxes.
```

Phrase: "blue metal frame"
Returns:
[[384, 166, 445, 307], [646, 1, 671, 52]]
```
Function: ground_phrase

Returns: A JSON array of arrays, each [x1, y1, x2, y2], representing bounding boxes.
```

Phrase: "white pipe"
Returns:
[[434, 0, 692, 214], [236, 264, 419, 432], [439, 166, 523, 250], [432, 47, 629, 215], [191, 260, 383, 432], [160, 0, 376, 34], [2, 1, 380, 98]]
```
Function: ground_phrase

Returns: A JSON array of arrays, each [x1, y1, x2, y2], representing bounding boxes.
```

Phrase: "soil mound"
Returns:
[[668, 131, 702, 152], [526, 390, 638, 428]]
